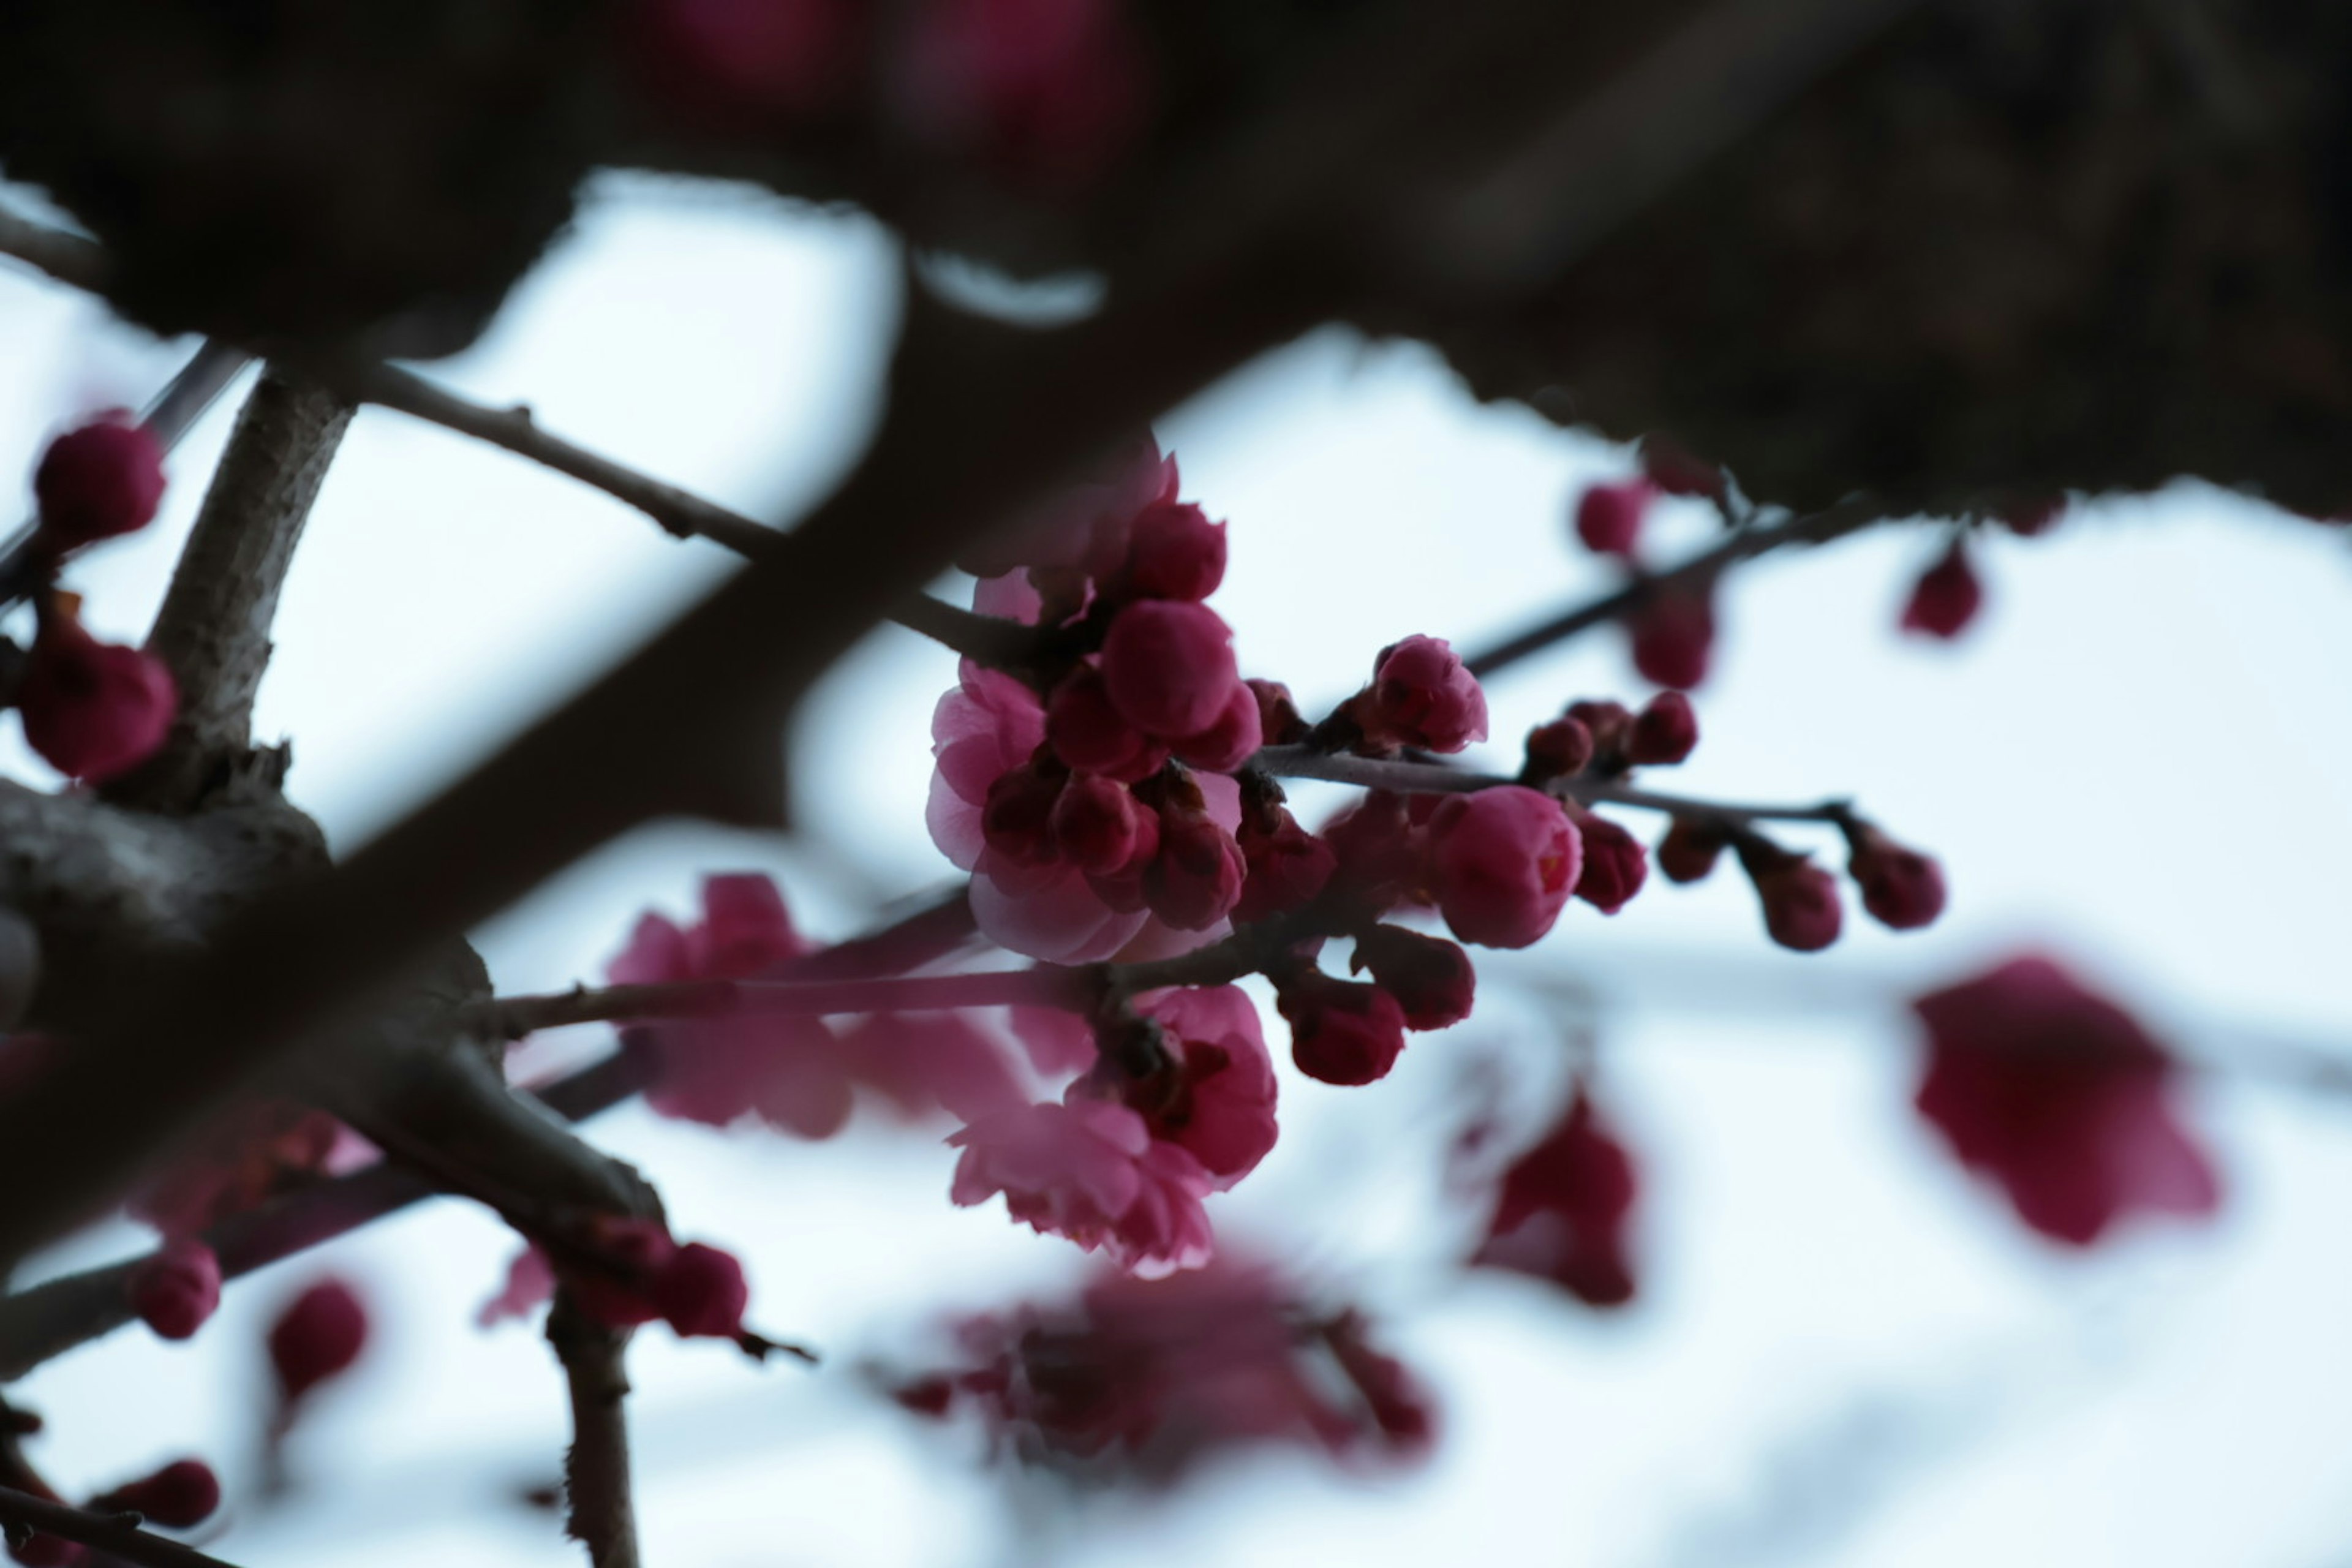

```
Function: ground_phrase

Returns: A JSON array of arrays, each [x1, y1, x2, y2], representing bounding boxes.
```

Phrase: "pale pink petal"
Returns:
[[971, 867, 1149, 963], [477, 1246, 556, 1329]]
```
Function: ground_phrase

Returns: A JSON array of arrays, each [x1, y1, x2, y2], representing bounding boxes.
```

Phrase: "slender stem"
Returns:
[[0, 1487, 247, 1568], [1250, 744, 1854, 827], [1460, 498, 1888, 679], [547, 1292, 641, 1568], [328, 360, 1039, 670], [485, 967, 1083, 1037]]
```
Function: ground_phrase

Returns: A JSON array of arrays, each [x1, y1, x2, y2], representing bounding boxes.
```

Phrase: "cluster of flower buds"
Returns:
[[1566, 440, 1730, 689], [632, 0, 1152, 186], [888, 1257, 1433, 1483], [1648, 810, 1947, 952], [12, 414, 179, 782]]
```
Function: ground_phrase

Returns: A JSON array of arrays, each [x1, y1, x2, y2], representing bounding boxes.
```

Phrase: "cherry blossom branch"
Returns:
[[1460, 497, 1887, 679], [106, 368, 354, 812], [315, 361, 1040, 671], [0, 1051, 650, 1382], [1250, 745, 1858, 827], [0, 1487, 244, 1568], [546, 1292, 640, 1568]]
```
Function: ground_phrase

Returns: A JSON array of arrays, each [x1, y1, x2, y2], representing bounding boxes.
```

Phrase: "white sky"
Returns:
[[4, 171, 2352, 1568]]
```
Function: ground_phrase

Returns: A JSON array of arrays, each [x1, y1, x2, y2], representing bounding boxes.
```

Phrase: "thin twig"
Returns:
[[484, 967, 1082, 1037], [0, 1487, 246, 1568], [1460, 498, 1890, 679], [547, 1292, 641, 1568], [1250, 744, 1855, 827]]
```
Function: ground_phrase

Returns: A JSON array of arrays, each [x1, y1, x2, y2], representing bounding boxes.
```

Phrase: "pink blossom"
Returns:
[[18, 611, 177, 782], [928, 660, 1050, 870], [1321, 790, 1430, 914], [609, 875, 853, 1136], [892, 0, 1153, 187], [1047, 666, 1166, 782], [1427, 786, 1581, 949], [1847, 825, 1948, 930], [268, 1278, 369, 1404], [1169, 680, 1263, 773], [1277, 971, 1409, 1086], [1656, 816, 1729, 884], [1474, 1093, 1639, 1308], [1120, 499, 1227, 601], [951, 1098, 1215, 1274], [1736, 842, 1844, 952], [1350, 925, 1474, 1031], [1902, 539, 1983, 639], [1573, 480, 1653, 557], [1100, 600, 1240, 740], [1360, 635, 1488, 754], [1912, 957, 2220, 1245], [1564, 698, 1634, 758], [1118, 985, 1278, 1186], [981, 762, 1066, 867], [127, 1238, 221, 1342], [33, 413, 165, 552], [1143, 808, 1245, 930], [649, 1242, 749, 1339], [1570, 810, 1648, 915], [477, 1245, 557, 1329], [1627, 691, 1697, 764], [1047, 774, 1155, 875], [1628, 588, 1714, 689], [1010, 1004, 1098, 1078], [88, 1460, 220, 1530], [845, 1010, 1028, 1123], [1234, 809, 1336, 925], [1522, 715, 1595, 782]]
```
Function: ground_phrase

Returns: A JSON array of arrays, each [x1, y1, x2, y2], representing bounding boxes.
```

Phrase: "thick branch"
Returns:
[[0, 1487, 246, 1568], [106, 368, 354, 813], [1461, 499, 1890, 679], [547, 1292, 639, 1568]]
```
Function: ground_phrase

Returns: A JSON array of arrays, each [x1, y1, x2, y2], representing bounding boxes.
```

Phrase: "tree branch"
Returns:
[[1250, 744, 1856, 827], [483, 967, 1082, 1038], [105, 368, 354, 813], [546, 1292, 639, 1568], [1460, 499, 1891, 680], [0, 1487, 246, 1568]]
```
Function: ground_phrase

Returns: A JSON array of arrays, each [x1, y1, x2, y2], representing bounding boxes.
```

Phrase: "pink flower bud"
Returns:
[[89, 1459, 221, 1529], [650, 1242, 748, 1340], [1639, 436, 1724, 500], [1739, 843, 1844, 952], [1351, 925, 1474, 1031], [1101, 601, 1239, 739], [1234, 809, 1336, 925], [18, 612, 178, 782], [1046, 667, 1167, 783], [1847, 826, 1948, 930], [1656, 816, 1728, 884], [1247, 679, 1308, 745], [1562, 699, 1633, 760], [267, 1278, 369, 1404], [1050, 774, 1153, 875], [1277, 971, 1409, 1086], [33, 413, 165, 551], [1626, 691, 1697, 765], [1145, 809, 1245, 930], [126, 1238, 221, 1342], [1629, 589, 1714, 690], [981, 762, 1066, 866], [1570, 811, 1648, 915], [1321, 790, 1425, 911], [1169, 680, 1263, 772], [1573, 480, 1653, 557], [1522, 716, 1594, 782], [1362, 635, 1488, 754], [1427, 787, 1581, 949], [1120, 499, 1227, 601], [1901, 540, 1982, 639]]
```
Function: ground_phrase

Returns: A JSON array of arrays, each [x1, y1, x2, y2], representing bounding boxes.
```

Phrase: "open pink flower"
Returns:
[[951, 1098, 1216, 1275], [1114, 986, 1278, 1186], [1473, 1093, 1638, 1308], [609, 874, 852, 1136], [1427, 787, 1581, 949], [1912, 957, 2220, 1245]]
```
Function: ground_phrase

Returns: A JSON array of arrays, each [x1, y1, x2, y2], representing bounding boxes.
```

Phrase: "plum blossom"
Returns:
[[1912, 957, 2219, 1245], [18, 609, 177, 782], [1350, 925, 1474, 1031], [1427, 786, 1581, 949], [1359, 635, 1488, 754], [1569, 809, 1648, 915], [1099, 600, 1240, 740], [1276, 971, 1408, 1087], [1902, 539, 1983, 639], [1736, 841, 1844, 952], [950, 1098, 1215, 1274], [1573, 480, 1653, 557], [127, 1238, 221, 1342], [1107, 986, 1278, 1186], [33, 412, 165, 551], [1846, 824, 1948, 930], [1627, 691, 1697, 764], [608, 873, 853, 1136], [1472, 1093, 1638, 1308]]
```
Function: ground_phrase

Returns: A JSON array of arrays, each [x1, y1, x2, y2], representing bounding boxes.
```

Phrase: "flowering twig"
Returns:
[[1250, 744, 1856, 827], [546, 1292, 640, 1568], [1460, 497, 1888, 679], [0, 1486, 244, 1568]]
